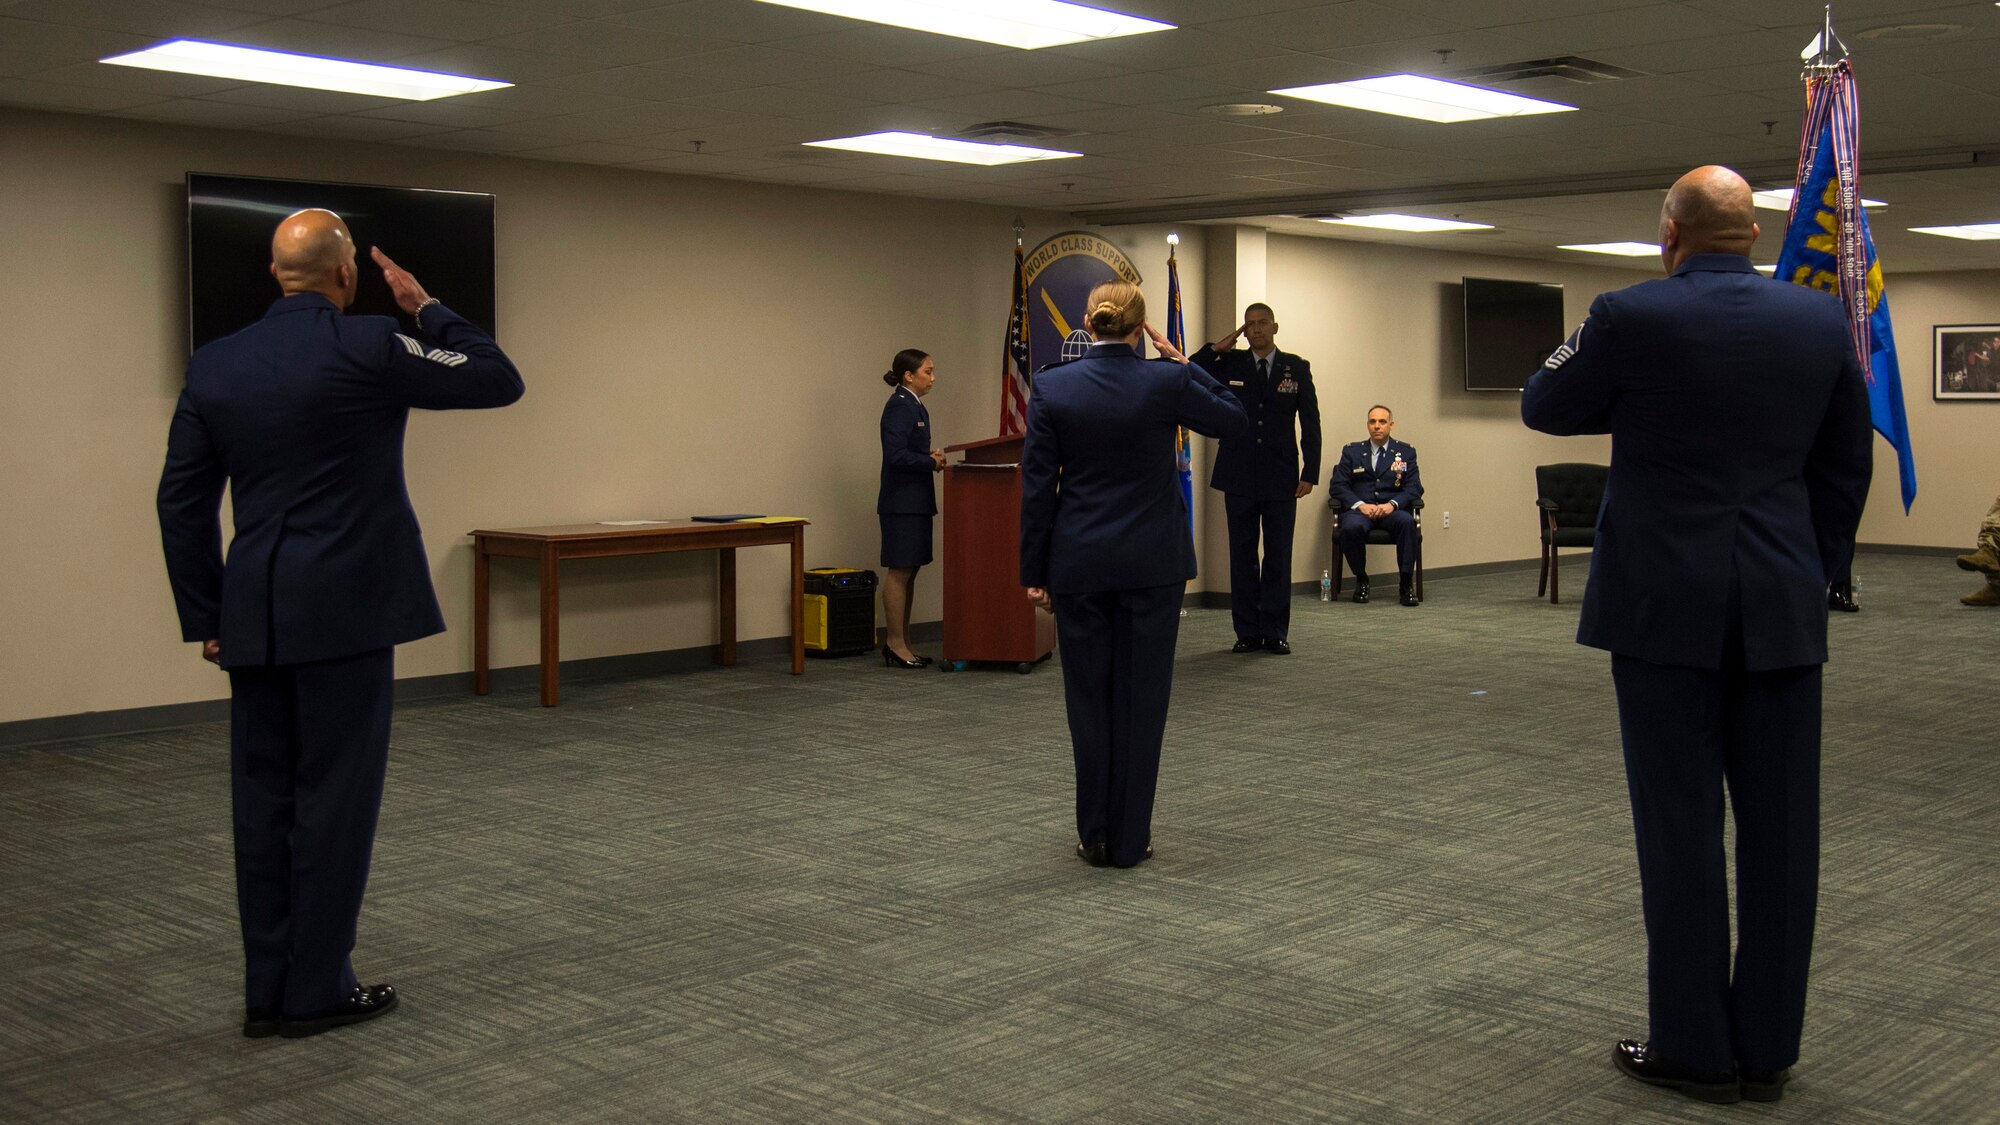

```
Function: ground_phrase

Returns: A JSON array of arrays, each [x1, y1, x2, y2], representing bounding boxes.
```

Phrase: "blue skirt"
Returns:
[[880, 514, 933, 569]]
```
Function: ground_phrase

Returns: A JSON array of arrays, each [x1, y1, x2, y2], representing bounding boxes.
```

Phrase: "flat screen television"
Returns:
[[186, 173, 496, 353], [1462, 277, 1565, 392]]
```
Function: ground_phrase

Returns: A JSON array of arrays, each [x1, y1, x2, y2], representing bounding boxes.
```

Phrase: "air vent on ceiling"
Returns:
[[955, 120, 1077, 142], [1461, 56, 1646, 85]]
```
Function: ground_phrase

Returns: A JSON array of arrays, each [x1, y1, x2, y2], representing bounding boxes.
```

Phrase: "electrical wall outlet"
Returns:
[[1441, 511, 1451, 529]]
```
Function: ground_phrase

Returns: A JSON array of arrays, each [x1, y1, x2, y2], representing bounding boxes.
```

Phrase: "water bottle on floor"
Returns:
[[1320, 569, 1332, 602]]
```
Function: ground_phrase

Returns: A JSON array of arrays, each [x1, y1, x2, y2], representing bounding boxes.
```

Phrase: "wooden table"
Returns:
[[471, 518, 808, 706]]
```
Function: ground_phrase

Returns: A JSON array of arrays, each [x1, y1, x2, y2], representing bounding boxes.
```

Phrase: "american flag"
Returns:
[[998, 239, 1030, 436]]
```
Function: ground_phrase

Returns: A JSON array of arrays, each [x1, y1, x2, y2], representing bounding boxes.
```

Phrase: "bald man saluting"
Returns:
[[1523, 167, 1871, 1104], [159, 210, 523, 1039]]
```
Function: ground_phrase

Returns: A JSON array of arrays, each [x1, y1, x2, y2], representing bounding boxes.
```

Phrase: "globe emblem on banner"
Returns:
[[1022, 230, 1142, 373]]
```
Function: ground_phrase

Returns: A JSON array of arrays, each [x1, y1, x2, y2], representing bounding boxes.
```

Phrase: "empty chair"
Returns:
[[1535, 462, 1607, 604]]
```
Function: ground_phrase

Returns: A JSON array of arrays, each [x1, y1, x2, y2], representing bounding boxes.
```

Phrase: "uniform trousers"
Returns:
[[228, 646, 394, 1015], [1223, 493, 1296, 642], [1611, 651, 1822, 1075], [1336, 509, 1418, 576], [1052, 583, 1182, 867]]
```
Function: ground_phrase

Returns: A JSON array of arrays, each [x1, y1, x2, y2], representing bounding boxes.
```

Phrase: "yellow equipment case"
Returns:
[[803, 567, 877, 657]]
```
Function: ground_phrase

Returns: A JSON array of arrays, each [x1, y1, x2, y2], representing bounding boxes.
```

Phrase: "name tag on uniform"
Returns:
[[1351, 467, 1367, 475], [1228, 380, 1245, 387], [917, 421, 926, 427]]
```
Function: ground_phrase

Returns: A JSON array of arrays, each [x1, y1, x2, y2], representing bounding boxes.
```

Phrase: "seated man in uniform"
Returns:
[[1329, 405, 1423, 606]]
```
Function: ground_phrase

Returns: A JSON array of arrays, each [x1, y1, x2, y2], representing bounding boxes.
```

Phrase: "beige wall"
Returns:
[[1865, 269, 2000, 548], [3, 106, 1989, 726]]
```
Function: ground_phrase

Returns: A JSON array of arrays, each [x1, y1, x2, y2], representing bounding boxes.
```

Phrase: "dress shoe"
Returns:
[[1612, 1039, 1739, 1104], [1827, 584, 1859, 612], [882, 646, 925, 669], [1398, 575, 1419, 607], [1740, 1066, 1792, 1102], [1265, 638, 1291, 655], [916, 654, 934, 666], [1963, 584, 2000, 607], [1075, 841, 1110, 867], [1112, 844, 1153, 869], [1956, 544, 2000, 574], [279, 984, 398, 1039], [1351, 577, 1370, 604], [1231, 638, 1263, 653], [243, 1007, 279, 1039]]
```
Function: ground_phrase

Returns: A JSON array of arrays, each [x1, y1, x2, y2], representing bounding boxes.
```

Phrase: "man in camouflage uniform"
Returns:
[[1957, 495, 2000, 607]]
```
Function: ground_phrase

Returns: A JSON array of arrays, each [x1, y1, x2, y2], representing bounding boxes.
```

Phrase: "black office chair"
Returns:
[[1535, 462, 1607, 604], [1329, 497, 1423, 602]]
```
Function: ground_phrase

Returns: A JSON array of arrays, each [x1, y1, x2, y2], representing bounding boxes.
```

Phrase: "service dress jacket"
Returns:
[[1020, 343, 1248, 594], [158, 294, 525, 668], [1330, 439, 1423, 512], [876, 386, 939, 515], [1189, 345, 1321, 500], [1521, 253, 1873, 671]]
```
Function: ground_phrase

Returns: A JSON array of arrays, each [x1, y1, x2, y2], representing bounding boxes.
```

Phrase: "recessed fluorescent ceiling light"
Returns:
[[1752, 188, 1885, 210], [749, 1, 1171, 49], [1559, 242, 1661, 256], [805, 131, 1081, 165], [101, 39, 509, 100], [1320, 214, 1493, 232], [1909, 223, 2000, 240], [1269, 74, 1575, 122]]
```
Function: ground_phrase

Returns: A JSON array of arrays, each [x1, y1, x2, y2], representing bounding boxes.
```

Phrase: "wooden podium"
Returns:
[[941, 434, 1056, 672]]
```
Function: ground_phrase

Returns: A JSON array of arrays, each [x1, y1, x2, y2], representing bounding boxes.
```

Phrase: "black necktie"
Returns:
[[1257, 357, 1268, 381]]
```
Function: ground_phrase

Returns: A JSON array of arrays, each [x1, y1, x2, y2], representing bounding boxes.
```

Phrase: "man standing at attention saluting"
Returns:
[[158, 209, 523, 1040], [1192, 303, 1321, 655], [1522, 166, 1871, 1105]]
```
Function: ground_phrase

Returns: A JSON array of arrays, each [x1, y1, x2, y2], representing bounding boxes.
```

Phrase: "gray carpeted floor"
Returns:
[[3, 553, 1996, 1123]]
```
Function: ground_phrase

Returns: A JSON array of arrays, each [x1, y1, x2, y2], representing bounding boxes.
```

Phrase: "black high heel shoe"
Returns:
[[882, 646, 925, 669]]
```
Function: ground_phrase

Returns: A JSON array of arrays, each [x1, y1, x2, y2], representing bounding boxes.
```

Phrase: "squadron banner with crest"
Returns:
[[1022, 231, 1143, 372]]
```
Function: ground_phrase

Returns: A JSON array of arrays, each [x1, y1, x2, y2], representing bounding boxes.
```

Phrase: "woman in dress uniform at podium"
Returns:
[[1019, 283, 1247, 867], [878, 348, 946, 668]]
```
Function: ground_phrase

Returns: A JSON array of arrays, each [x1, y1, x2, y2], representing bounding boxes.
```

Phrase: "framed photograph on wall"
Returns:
[[1935, 324, 2000, 400]]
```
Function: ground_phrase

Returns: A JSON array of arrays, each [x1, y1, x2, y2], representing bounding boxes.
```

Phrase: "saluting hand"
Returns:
[[1209, 323, 1246, 352], [1143, 322, 1186, 364], [370, 246, 434, 316]]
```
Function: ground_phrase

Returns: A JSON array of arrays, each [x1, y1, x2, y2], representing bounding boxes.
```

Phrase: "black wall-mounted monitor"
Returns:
[[186, 172, 496, 354], [1462, 276, 1566, 392]]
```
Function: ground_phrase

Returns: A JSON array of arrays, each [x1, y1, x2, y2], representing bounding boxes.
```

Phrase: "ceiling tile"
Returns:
[[600, 0, 856, 42], [674, 83, 874, 118], [546, 64, 764, 100], [479, 21, 729, 66], [381, 44, 610, 84], [0, 0, 264, 37], [113, 97, 310, 126], [0, 75, 166, 111], [213, 19, 461, 63], [299, 0, 571, 43], [412, 126, 562, 153], [445, 84, 646, 117], [0, 15, 155, 57]]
